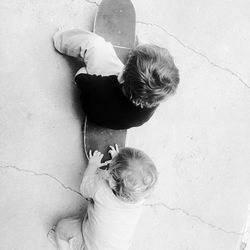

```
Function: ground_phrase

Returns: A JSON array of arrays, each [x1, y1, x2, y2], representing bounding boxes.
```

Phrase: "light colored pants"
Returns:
[[55, 216, 85, 250], [53, 28, 124, 76]]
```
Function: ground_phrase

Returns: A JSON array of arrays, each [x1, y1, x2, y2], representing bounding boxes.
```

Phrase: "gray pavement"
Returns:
[[0, 0, 250, 249]]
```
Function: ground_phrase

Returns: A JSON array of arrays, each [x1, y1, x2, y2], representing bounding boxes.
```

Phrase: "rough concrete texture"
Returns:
[[0, 0, 250, 249]]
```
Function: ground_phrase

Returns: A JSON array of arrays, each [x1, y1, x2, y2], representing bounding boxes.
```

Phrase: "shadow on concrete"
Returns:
[[65, 56, 86, 123], [58, 55, 88, 164]]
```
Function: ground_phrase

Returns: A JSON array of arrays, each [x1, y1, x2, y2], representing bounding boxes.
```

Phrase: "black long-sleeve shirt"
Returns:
[[75, 74, 157, 130]]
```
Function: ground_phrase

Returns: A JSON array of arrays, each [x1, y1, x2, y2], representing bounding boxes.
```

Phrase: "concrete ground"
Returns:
[[0, 0, 250, 249]]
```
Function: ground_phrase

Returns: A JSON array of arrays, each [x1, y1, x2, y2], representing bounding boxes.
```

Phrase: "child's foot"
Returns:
[[47, 225, 57, 247]]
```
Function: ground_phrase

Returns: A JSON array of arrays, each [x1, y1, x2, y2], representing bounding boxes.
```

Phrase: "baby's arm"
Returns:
[[80, 150, 110, 198]]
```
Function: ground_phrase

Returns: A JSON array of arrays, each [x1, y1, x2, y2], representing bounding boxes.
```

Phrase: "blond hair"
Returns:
[[122, 44, 179, 108], [108, 147, 158, 203]]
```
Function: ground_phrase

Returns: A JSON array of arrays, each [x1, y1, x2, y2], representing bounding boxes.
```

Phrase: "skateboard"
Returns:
[[83, 0, 136, 163]]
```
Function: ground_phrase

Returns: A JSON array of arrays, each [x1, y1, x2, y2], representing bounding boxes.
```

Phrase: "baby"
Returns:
[[48, 145, 158, 250]]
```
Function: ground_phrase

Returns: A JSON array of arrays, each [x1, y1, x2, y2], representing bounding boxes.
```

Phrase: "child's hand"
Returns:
[[108, 144, 119, 159], [88, 150, 110, 168]]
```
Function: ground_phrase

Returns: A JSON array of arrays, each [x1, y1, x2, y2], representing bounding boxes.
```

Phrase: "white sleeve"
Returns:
[[80, 173, 101, 199], [53, 28, 96, 59]]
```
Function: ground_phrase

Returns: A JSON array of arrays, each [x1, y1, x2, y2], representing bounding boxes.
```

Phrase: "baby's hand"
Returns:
[[108, 144, 119, 159], [88, 150, 110, 168]]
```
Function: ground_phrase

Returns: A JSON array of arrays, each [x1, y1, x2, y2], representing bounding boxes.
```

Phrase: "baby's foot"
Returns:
[[47, 225, 57, 247], [69, 237, 83, 250]]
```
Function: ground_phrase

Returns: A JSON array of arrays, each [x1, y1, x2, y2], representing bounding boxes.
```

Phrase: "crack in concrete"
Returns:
[[84, 0, 99, 7], [137, 21, 250, 89], [145, 202, 242, 236], [0, 166, 242, 236], [0, 165, 83, 198]]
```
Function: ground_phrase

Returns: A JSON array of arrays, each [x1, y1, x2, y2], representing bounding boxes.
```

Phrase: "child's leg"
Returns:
[[53, 28, 124, 76]]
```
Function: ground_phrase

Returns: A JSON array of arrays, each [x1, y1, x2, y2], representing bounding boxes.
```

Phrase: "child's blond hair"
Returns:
[[107, 147, 158, 203], [122, 44, 179, 108]]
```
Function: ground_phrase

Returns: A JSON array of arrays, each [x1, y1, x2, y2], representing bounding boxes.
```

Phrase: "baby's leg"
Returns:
[[53, 28, 123, 76], [56, 238, 70, 250], [48, 224, 70, 250], [69, 237, 84, 250], [49, 216, 84, 250]]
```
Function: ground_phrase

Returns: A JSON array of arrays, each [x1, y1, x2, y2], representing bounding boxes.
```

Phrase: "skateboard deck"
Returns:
[[83, 0, 136, 163], [93, 0, 136, 63]]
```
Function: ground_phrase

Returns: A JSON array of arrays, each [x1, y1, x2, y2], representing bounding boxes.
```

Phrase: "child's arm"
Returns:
[[80, 150, 110, 198], [53, 28, 94, 59], [53, 28, 107, 63], [53, 28, 123, 77]]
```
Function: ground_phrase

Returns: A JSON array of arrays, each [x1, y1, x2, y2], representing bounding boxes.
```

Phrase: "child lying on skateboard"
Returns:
[[53, 28, 179, 129], [48, 145, 158, 250]]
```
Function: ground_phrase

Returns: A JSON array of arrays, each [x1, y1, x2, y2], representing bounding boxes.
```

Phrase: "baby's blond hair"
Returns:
[[108, 147, 158, 203]]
